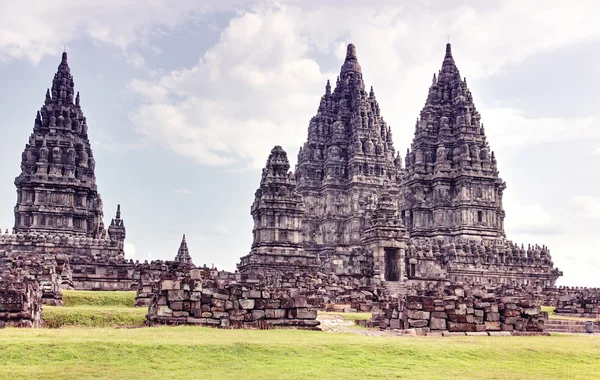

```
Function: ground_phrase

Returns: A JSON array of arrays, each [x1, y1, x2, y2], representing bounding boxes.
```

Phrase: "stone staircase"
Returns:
[[544, 319, 598, 333]]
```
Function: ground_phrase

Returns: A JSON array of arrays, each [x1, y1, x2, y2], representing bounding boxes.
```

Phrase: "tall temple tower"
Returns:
[[294, 44, 402, 275], [13, 52, 123, 244], [399, 43, 506, 240]]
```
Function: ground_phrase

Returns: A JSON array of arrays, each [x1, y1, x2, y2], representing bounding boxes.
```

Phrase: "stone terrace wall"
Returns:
[[553, 287, 600, 317], [0, 271, 43, 327], [370, 284, 545, 335], [146, 269, 320, 329]]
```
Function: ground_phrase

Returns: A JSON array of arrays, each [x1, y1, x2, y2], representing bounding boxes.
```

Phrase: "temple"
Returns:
[[400, 43, 505, 240], [239, 43, 562, 291], [0, 52, 128, 294], [174, 235, 193, 265]]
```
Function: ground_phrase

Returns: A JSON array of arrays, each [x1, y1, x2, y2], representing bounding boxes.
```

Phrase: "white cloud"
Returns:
[[127, 1, 600, 167], [505, 202, 561, 236], [173, 188, 193, 195], [0, 0, 234, 63], [130, 6, 330, 167], [124, 243, 137, 259], [482, 108, 599, 149], [571, 196, 600, 219]]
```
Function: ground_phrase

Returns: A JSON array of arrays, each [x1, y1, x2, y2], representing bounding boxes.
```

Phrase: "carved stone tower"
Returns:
[[238, 146, 317, 273], [399, 43, 506, 240], [11, 52, 125, 254], [295, 44, 401, 275]]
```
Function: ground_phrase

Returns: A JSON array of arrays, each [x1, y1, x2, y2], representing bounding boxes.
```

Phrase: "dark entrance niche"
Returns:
[[384, 248, 400, 281]]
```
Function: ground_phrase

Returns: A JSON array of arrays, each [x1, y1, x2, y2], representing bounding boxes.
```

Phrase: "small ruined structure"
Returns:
[[0, 263, 43, 327], [239, 43, 562, 292], [146, 268, 320, 329], [361, 186, 409, 293], [239, 146, 318, 273], [370, 284, 546, 335]]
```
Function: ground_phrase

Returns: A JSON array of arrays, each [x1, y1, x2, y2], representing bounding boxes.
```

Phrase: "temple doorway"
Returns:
[[384, 248, 400, 281]]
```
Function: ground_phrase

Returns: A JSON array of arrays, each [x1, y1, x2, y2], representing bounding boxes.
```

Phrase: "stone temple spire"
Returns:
[[13, 52, 116, 239], [399, 43, 506, 240], [293, 43, 401, 276], [108, 204, 126, 248], [174, 234, 193, 265]]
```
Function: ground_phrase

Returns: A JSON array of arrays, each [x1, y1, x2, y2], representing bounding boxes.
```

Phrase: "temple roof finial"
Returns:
[[341, 43, 362, 74], [445, 42, 452, 57]]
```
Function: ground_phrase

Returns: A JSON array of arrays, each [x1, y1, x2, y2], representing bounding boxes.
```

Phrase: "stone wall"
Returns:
[[244, 271, 380, 311], [70, 258, 136, 291], [0, 252, 63, 305], [0, 271, 43, 327], [134, 260, 200, 307], [370, 284, 545, 335], [146, 269, 320, 329], [554, 287, 600, 317]]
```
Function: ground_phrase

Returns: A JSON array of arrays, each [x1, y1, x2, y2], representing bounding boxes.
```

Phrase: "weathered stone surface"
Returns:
[[429, 317, 447, 330]]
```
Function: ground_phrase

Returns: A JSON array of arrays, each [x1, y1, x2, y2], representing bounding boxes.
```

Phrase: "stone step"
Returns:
[[545, 319, 595, 326]]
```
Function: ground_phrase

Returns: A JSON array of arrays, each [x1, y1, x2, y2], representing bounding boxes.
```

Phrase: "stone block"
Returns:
[[485, 312, 500, 322], [485, 321, 501, 331], [501, 323, 514, 331], [407, 310, 430, 320], [157, 306, 173, 317], [408, 319, 428, 328], [213, 292, 230, 300], [242, 290, 262, 299], [265, 309, 286, 319], [293, 308, 317, 319], [239, 299, 255, 310], [251, 310, 266, 320], [167, 290, 186, 301], [429, 317, 447, 330], [448, 322, 474, 332]]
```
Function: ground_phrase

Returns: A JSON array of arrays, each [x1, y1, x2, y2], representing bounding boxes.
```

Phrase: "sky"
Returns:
[[0, 0, 599, 286]]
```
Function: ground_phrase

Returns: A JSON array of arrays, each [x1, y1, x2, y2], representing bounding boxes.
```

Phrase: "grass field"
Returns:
[[61, 290, 136, 307], [1, 291, 600, 379], [1, 326, 599, 379]]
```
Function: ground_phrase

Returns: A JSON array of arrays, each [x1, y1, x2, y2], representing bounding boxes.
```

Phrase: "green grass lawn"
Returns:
[[43, 305, 147, 328], [1, 326, 599, 379], [62, 290, 136, 307]]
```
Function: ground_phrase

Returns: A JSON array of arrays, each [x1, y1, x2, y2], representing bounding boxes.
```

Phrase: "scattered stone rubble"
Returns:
[[146, 268, 320, 329], [554, 287, 600, 318], [369, 284, 546, 335]]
